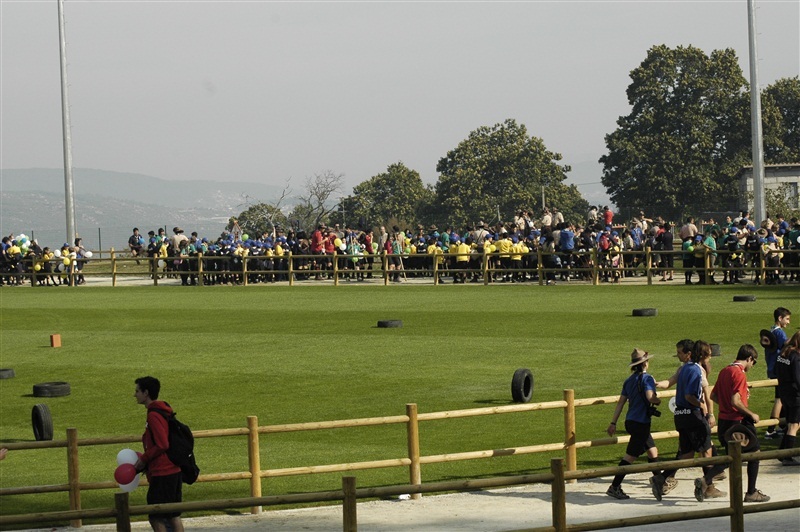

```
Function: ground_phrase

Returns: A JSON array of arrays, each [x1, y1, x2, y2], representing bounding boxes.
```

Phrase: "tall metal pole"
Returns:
[[747, 0, 766, 224], [58, 0, 77, 243]]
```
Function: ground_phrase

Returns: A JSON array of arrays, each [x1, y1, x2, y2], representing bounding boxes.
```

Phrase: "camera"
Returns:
[[648, 406, 661, 418]]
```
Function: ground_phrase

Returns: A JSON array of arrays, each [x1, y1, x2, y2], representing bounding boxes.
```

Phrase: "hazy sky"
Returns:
[[2, 1, 798, 205]]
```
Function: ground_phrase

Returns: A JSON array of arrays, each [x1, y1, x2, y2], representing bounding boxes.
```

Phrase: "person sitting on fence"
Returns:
[[605, 349, 664, 500], [128, 228, 144, 264]]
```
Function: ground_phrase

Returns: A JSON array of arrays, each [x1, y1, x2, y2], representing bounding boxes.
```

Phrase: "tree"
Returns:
[[229, 180, 291, 236], [340, 162, 434, 230], [287, 170, 344, 232], [600, 45, 793, 221], [434, 119, 587, 226], [763, 77, 800, 163]]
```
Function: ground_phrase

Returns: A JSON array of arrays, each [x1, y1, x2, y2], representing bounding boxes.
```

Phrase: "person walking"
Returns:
[[605, 349, 663, 500], [776, 331, 800, 466], [133, 377, 184, 532], [651, 341, 723, 502], [704, 345, 770, 502]]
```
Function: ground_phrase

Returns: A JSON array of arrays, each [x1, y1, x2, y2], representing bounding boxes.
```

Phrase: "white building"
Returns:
[[736, 163, 800, 213]]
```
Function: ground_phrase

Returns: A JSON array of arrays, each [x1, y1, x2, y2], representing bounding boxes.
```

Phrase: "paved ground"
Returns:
[[27, 460, 800, 531]]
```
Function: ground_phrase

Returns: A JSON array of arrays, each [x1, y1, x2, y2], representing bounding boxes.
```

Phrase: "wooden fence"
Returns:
[[0, 380, 791, 530], [6, 247, 799, 287]]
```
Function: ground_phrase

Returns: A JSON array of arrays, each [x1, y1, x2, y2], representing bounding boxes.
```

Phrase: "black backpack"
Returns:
[[149, 407, 200, 484]]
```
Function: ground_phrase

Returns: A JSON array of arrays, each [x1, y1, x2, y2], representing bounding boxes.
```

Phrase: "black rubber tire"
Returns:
[[733, 295, 756, 302], [33, 381, 71, 398], [377, 320, 403, 328], [0, 368, 15, 379], [32, 404, 54, 441], [710, 343, 722, 357], [632, 308, 658, 317], [511, 368, 534, 403]]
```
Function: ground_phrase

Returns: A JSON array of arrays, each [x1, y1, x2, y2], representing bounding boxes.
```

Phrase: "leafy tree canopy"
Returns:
[[763, 76, 800, 163], [600, 45, 795, 221], [434, 119, 587, 227], [339, 162, 434, 231]]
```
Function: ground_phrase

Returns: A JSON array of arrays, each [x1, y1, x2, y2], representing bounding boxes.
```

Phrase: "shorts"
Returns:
[[781, 403, 800, 424], [717, 418, 759, 451], [675, 410, 712, 454], [624, 420, 655, 457], [147, 472, 182, 520]]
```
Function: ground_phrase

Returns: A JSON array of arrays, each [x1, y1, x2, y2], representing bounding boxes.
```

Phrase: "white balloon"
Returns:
[[116, 448, 139, 466], [339, 243, 347, 251], [157, 259, 165, 268], [57, 263, 65, 272], [54, 249, 62, 258], [119, 473, 140, 492], [668, 396, 677, 414], [84, 250, 93, 258]]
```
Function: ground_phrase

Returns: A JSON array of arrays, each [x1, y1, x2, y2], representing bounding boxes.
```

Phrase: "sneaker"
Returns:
[[694, 477, 708, 502], [607, 485, 630, 500], [713, 472, 727, 482], [780, 457, 800, 466], [765, 428, 784, 439], [705, 484, 727, 499], [650, 475, 665, 501], [744, 490, 770, 503], [662, 477, 679, 495]]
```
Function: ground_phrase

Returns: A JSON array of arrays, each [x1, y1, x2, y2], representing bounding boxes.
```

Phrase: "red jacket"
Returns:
[[141, 400, 181, 478]]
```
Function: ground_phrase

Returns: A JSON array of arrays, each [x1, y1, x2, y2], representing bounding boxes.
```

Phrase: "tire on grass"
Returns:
[[0, 368, 15, 379], [511, 368, 534, 403], [632, 308, 658, 317], [32, 404, 54, 441], [377, 320, 403, 328], [733, 295, 756, 302], [33, 382, 71, 398]]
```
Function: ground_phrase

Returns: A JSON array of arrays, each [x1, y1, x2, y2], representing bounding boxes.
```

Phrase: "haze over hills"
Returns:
[[1, 168, 284, 250]]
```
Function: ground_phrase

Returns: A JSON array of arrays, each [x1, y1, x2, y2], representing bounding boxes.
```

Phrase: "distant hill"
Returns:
[[0, 168, 284, 250]]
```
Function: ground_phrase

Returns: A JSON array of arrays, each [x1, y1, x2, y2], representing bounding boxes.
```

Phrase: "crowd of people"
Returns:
[[2, 206, 799, 286], [605, 306, 800, 504]]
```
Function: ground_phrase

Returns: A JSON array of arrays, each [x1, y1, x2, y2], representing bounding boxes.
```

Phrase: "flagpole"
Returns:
[[58, 0, 77, 243], [747, 0, 766, 224]]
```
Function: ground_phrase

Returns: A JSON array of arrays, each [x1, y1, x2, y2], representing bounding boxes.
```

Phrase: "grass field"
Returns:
[[1, 284, 798, 520]]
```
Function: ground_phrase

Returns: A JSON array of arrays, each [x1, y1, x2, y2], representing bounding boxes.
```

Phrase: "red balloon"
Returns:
[[114, 463, 137, 485]]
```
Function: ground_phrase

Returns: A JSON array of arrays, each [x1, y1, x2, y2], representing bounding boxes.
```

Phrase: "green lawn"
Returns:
[[1, 284, 797, 521]]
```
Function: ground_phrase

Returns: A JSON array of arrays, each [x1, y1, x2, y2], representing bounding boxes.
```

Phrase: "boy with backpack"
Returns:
[[134, 376, 192, 532]]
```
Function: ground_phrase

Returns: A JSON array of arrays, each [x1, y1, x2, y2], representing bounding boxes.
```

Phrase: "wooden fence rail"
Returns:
[[5, 247, 799, 287], [2, 447, 798, 531], [0, 381, 789, 529]]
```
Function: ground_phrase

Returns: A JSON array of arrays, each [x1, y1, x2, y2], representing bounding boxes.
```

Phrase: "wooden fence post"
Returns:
[[115, 492, 131, 532], [242, 255, 248, 286], [591, 248, 599, 285], [197, 251, 204, 287], [482, 251, 490, 285], [562, 389, 576, 481], [110, 248, 117, 287], [729, 441, 744, 532], [432, 255, 439, 285], [645, 248, 653, 285], [406, 403, 421, 500], [342, 476, 357, 532], [247, 415, 262, 514], [382, 253, 389, 286], [66, 427, 81, 528], [333, 251, 339, 286], [550, 458, 566, 532], [536, 247, 544, 286], [288, 252, 295, 286]]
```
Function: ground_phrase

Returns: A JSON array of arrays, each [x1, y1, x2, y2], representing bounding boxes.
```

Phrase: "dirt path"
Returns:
[[29, 461, 800, 531]]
